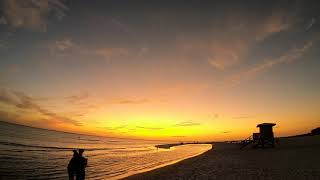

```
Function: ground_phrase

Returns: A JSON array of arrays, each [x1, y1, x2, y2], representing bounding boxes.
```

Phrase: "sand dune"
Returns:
[[123, 135, 320, 180]]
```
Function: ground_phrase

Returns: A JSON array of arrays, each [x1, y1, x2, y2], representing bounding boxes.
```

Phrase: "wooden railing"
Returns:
[[240, 135, 254, 149]]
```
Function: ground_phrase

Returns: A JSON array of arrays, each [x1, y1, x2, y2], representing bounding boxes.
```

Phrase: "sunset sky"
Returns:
[[0, 0, 319, 141]]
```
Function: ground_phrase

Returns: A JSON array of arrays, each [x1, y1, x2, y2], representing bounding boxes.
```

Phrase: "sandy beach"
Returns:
[[123, 135, 320, 180]]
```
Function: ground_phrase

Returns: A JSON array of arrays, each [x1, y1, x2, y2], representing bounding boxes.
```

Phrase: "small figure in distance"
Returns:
[[67, 150, 78, 180], [76, 149, 88, 180]]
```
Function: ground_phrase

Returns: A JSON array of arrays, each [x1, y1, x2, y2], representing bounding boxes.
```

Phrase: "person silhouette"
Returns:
[[67, 150, 78, 180], [75, 149, 87, 180]]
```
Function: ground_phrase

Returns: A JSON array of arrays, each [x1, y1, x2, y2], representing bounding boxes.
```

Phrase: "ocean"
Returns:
[[0, 121, 211, 179]]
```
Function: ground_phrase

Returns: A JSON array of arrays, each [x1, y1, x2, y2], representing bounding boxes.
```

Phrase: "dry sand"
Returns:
[[123, 135, 320, 180]]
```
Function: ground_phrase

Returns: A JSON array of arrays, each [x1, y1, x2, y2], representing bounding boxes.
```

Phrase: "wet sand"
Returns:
[[123, 135, 320, 180]]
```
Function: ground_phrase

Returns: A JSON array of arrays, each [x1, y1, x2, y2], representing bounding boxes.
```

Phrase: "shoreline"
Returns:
[[122, 135, 320, 180], [155, 142, 212, 149], [115, 144, 212, 180]]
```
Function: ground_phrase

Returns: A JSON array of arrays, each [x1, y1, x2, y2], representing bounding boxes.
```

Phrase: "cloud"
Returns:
[[37, 108, 81, 126], [208, 15, 291, 70], [206, 38, 249, 70], [0, 88, 81, 126], [177, 8, 293, 70], [65, 92, 90, 104], [86, 15, 135, 35], [127, 128, 137, 132], [109, 17, 134, 34], [136, 126, 164, 130], [104, 125, 127, 131], [171, 135, 186, 138], [221, 131, 231, 134], [1, 0, 68, 31], [0, 110, 19, 122], [46, 39, 80, 56], [226, 41, 313, 87], [174, 120, 201, 127], [51, 39, 76, 52], [46, 39, 133, 61], [254, 13, 291, 41], [28, 92, 98, 118], [94, 48, 129, 60], [111, 98, 150, 105]]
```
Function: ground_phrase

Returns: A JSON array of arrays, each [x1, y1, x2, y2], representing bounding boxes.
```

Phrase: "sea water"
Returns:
[[0, 121, 211, 179]]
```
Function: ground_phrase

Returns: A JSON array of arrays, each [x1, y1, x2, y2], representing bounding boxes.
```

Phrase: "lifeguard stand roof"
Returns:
[[257, 123, 276, 128]]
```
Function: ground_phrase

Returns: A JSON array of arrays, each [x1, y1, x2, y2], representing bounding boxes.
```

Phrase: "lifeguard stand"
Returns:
[[240, 123, 276, 149], [255, 123, 276, 148]]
